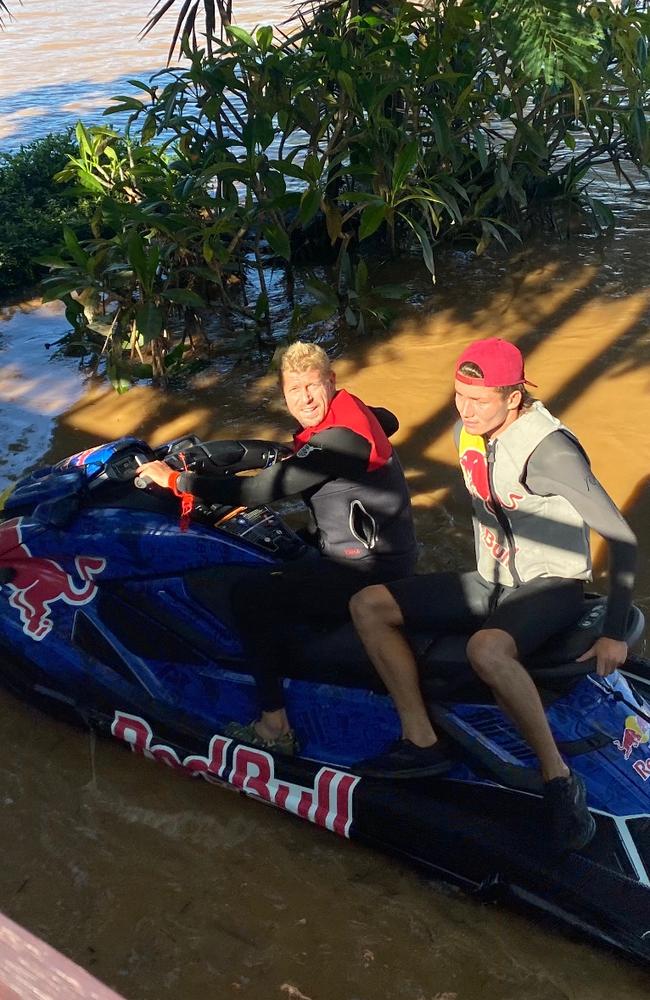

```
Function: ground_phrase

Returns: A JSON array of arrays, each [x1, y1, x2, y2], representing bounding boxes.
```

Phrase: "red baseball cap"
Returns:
[[455, 337, 537, 388]]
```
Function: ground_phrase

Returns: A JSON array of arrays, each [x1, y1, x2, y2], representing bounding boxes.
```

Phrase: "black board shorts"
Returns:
[[386, 571, 585, 657]]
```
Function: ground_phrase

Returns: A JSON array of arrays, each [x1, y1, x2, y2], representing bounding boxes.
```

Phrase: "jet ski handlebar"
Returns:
[[168, 439, 292, 475], [133, 437, 292, 489]]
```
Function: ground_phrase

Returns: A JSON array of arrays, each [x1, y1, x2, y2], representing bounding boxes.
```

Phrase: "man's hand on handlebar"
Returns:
[[134, 460, 177, 490]]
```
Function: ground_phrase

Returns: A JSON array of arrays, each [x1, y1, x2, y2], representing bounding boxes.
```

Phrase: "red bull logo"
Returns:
[[112, 713, 360, 837], [613, 714, 650, 761], [62, 443, 108, 468], [0, 517, 106, 641], [460, 448, 491, 505], [459, 448, 523, 518]]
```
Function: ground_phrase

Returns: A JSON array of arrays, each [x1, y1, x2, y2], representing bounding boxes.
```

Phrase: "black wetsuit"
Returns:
[[177, 395, 417, 710]]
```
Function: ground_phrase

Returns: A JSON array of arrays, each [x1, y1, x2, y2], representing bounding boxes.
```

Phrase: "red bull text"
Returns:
[[112, 712, 360, 837], [0, 517, 106, 641]]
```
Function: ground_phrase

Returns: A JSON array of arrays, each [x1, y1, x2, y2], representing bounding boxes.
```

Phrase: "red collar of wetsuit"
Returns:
[[293, 389, 392, 472]]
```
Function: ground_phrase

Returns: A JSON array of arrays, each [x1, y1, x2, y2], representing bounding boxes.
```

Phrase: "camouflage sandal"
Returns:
[[223, 720, 298, 756]]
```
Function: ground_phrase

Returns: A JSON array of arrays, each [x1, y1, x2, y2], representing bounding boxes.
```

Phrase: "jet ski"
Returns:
[[0, 434, 649, 963]]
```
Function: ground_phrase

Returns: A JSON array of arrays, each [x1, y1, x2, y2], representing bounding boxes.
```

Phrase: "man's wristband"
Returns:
[[167, 470, 183, 496]]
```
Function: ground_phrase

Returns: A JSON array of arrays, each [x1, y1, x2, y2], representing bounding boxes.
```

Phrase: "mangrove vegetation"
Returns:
[[2, 2, 650, 388]]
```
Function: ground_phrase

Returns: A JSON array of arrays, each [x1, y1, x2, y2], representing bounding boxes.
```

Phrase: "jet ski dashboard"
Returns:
[[2, 435, 306, 559]]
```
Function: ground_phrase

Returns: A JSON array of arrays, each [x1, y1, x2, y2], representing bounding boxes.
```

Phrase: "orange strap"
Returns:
[[167, 457, 195, 532], [214, 505, 247, 527]]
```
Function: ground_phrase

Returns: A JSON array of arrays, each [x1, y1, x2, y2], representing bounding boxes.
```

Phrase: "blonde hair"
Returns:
[[279, 341, 332, 384]]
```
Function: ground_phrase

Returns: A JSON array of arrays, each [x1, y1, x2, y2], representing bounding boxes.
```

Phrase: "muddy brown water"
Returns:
[[2, 5, 650, 998], [2, 228, 650, 999]]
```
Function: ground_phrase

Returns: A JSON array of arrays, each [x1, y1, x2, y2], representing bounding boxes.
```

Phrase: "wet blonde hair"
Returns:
[[279, 341, 332, 384]]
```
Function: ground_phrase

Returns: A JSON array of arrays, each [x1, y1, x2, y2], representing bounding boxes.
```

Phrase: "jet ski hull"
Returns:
[[0, 435, 648, 964]]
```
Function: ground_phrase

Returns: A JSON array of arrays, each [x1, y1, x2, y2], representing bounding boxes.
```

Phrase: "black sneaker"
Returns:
[[353, 738, 452, 779], [543, 770, 596, 853]]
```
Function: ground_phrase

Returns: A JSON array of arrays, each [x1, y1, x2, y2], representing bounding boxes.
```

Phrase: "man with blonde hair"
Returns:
[[138, 340, 417, 752]]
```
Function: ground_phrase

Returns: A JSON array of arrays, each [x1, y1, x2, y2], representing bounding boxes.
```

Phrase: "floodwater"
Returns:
[[0, 0, 294, 147], [1, 5, 650, 1000]]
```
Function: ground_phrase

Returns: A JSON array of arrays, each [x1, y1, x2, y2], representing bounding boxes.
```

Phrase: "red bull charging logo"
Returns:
[[112, 712, 360, 837], [0, 517, 106, 641], [614, 714, 650, 779], [459, 447, 523, 517]]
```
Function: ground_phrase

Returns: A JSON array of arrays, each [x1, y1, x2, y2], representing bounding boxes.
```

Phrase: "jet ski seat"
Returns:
[[183, 564, 645, 702]]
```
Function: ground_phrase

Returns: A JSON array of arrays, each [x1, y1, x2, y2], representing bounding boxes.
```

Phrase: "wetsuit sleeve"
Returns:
[[526, 431, 637, 640], [175, 427, 372, 506]]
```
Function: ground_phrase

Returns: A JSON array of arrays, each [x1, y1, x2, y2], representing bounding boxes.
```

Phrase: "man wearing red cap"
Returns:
[[350, 337, 637, 853]]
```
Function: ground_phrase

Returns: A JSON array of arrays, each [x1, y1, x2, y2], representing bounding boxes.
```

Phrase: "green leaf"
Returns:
[[305, 302, 337, 323], [256, 25, 273, 53], [127, 78, 155, 94], [269, 159, 308, 182], [299, 187, 321, 225], [393, 141, 418, 192], [359, 203, 388, 241], [141, 113, 157, 144], [107, 95, 145, 111], [226, 25, 256, 47], [127, 231, 148, 286], [264, 224, 291, 262], [34, 255, 69, 269], [305, 276, 338, 308], [74, 169, 107, 195], [587, 196, 615, 232], [473, 128, 488, 170], [303, 154, 322, 183], [63, 227, 89, 268], [323, 201, 343, 244], [75, 121, 92, 155], [632, 106, 648, 151], [404, 215, 435, 282], [41, 280, 85, 303], [431, 110, 452, 157], [242, 114, 275, 152], [107, 359, 133, 394], [161, 288, 206, 306], [135, 302, 163, 344], [337, 71, 356, 101], [163, 342, 186, 370], [254, 292, 269, 321]]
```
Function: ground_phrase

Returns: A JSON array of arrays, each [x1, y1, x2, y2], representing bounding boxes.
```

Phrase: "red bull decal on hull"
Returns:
[[0, 517, 106, 641], [112, 713, 360, 837], [613, 714, 650, 761]]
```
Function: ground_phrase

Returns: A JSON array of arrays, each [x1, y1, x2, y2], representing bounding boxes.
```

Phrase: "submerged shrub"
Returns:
[[0, 132, 92, 298]]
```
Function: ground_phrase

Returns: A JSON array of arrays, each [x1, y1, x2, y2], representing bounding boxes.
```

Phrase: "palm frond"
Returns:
[[492, 0, 601, 83], [141, 0, 233, 62], [0, 1, 20, 29]]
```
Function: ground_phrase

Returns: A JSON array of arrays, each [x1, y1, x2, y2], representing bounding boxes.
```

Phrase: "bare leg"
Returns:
[[466, 628, 569, 782], [349, 585, 439, 747]]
